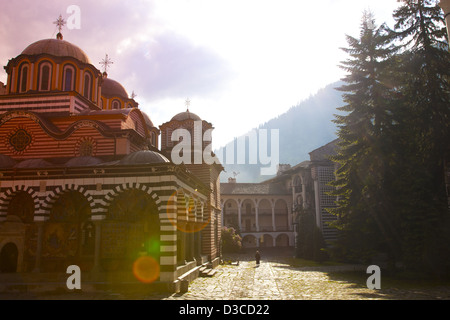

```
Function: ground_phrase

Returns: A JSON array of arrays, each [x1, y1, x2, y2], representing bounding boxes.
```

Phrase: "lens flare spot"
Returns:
[[132, 256, 160, 284], [166, 189, 211, 234]]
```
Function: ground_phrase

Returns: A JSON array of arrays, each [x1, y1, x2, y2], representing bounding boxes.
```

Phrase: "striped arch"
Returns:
[[240, 198, 258, 209], [222, 198, 239, 209], [0, 185, 40, 219], [42, 184, 93, 216], [102, 182, 162, 216]]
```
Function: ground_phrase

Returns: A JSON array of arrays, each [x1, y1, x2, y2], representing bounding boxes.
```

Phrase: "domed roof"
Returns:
[[141, 111, 154, 128], [65, 156, 103, 167], [101, 77, 129, 99], [21, 38, 91, 64], [119, 150, 170, 165], [15, 158, 52, 168], [171, 110, 202, 122], [0, 154, 17, 168]]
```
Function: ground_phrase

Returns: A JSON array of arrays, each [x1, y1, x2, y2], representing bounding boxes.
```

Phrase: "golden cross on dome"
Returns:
[[185, 98, 191, 112], [53, 14, 66, 33], [99, 54, 114, 74]]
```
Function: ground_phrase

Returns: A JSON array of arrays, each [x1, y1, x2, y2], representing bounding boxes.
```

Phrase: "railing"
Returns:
[[223, 209, 289, 216], [240, 227, 293, 233]]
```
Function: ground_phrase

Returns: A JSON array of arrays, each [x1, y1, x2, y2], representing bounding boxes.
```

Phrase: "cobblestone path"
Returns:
[[165, 255, 450, 300], [1, 253, 450, 300]]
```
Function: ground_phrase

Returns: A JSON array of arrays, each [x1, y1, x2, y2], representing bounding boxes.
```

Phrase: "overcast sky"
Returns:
[[0, 0, 401, 148]]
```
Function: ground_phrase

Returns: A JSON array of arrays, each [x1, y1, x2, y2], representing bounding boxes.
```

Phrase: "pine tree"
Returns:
[[387, 0, 450, 274], [329, 12, 400, 265]]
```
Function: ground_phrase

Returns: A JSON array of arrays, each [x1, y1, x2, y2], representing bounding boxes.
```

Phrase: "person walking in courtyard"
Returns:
[[255, 250, 261, 266]]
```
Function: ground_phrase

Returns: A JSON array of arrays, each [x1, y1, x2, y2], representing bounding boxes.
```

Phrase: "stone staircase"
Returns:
[[199, 265, 217, 277]]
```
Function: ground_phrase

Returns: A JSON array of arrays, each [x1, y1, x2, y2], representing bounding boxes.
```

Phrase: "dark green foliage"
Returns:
[[329, 11, 401, 265], [387, 0, 450, 275], [221, 227, 242, 253], [329, 1, 450, 277], [295, 210, 328, 262]]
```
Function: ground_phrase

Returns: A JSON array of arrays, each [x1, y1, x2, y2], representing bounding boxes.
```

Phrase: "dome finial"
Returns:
[[53, 14, 66, 40], [185, 98, 191, 112], [99, 54, 114, 74]]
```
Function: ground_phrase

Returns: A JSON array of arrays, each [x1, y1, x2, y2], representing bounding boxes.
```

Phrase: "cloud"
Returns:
[[113, 31, 235, 102], [0, 0, 234, 102]]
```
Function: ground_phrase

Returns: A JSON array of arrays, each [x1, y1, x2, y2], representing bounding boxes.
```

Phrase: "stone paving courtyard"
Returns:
[[164, 253, 450, 301], [1, 251, 450, 300]]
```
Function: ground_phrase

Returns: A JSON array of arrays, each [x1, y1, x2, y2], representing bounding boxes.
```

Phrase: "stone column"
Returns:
[[287, 201, 292, 230], [189, 224, 195, 261], [271, 202, 276, 232], [91, 218, 103, 274], [32, 221, 44, 273], [313, 171, 321, 230], [194, 230, 202, 264], [255, 205, 260, 232], [237, 201, 242, 231], [220, 202, 224, 228], [301, 175, 307, 209]]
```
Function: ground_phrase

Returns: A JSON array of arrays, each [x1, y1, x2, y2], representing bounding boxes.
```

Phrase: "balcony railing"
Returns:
[[223, 209, 289, 216]]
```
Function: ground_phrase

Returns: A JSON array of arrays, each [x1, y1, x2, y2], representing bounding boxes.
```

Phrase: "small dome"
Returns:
[[21, 39, 91, 64], [171, 110, 201, 122], [0, 154, 17, 168], [119, 150, 170, 165], [101, 77, 129, 99], [15, 158, 52, 168], [65, 156, 103, 167], [141, 111, 154, 128]]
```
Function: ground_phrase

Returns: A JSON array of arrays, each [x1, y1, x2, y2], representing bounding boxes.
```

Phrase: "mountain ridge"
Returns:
[[215, 80, 345, 183]]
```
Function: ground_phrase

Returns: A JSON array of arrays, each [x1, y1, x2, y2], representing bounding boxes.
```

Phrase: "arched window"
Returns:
[[102, 189, 160, 268], [151, 132, 156, 147], [63, 65, 75, 91], [111, 99, 121, 110], [83, 71, 92, 100], [7, 191, 34, 223], [38, 62, 52, 91], [17, 63, 29, 93]]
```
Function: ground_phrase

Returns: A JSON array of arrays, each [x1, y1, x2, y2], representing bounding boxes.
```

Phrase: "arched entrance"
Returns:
[[7, 191, 35, 271], [242, 235, 257, 248], [276, 234, 290, 247], [101, 189, 160, 272], [260, 234, 273, 247], [42, 191, 91, 272], [0, 242, 18, 273]]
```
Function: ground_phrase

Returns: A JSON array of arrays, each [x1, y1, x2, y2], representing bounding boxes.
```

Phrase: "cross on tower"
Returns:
[[99, 54, 114, 74], [185, 98, 191, 112], [53, 14, 66, 33], [53, 14, 66, 39]]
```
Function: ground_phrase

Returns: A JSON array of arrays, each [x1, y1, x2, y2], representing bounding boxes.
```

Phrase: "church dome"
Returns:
[[119, 150, 170, 165], [14, 158, 52, 168], [171, 110, 202, 122], [21, 38, 92, 64], [65, 156, 103, 167], [141, 111, 154, 128], [101, 77, 129, 99], [0, 154, 17, 168]]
